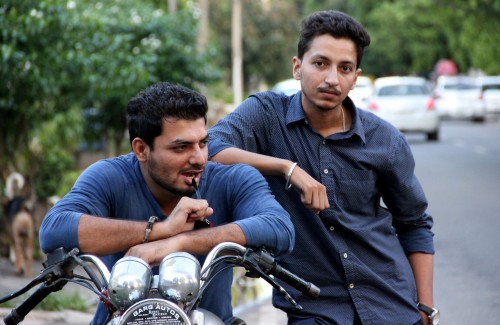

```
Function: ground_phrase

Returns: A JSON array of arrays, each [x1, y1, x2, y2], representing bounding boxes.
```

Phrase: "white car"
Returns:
[[479, 76, 500, 114], [272, 78, 301, 96], [349, 76, 373, 109], [368, 76, 440, 141], [433, 75, 486, 122]]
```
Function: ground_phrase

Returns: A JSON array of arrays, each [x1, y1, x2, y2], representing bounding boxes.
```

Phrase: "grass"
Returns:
[[0, 291, 92, 312]]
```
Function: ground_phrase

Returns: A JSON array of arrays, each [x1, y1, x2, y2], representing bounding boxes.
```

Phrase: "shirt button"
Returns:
[[343, 253, 348, 258], [349, 283, 354, 289], [323, 169, 329, 174], [329, 226, 335, 231], [322, 139, 326, 145]]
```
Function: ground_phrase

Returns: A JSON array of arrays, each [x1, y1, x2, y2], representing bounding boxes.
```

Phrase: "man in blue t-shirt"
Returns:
[[40, 82, 295, 325]]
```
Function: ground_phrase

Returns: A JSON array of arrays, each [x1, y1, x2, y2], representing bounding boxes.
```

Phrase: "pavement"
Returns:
[[0, 257, 287, 325]]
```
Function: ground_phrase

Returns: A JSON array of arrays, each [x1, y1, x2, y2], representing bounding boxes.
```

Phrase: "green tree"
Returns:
[[73, 0, 221, 156], [0, 0, 80, 181], [210, 0, 299, 92], [346, 0, 500, 77], [360, 0, 447, 77], [0, 0, 221, 187]]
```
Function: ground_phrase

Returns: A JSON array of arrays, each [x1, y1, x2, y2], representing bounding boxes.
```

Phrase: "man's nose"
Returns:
[[325, 67, 339, 85], [191, 146, 208, 165]]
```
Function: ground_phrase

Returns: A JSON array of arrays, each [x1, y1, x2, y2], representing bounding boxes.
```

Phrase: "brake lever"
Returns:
[[0, 248, 79, 304], [240, 249, 303, 311]]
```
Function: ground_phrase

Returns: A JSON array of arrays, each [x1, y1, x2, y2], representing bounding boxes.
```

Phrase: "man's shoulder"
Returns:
[[204, 162, 262, 188], [205, 161, 258, 175], [246, 90, 295, 108], [356, 108, 401, 136], [82, 153, 137, 182]]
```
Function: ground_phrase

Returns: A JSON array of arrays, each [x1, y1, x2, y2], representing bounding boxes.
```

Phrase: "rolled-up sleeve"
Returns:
[[383, 135, 435, 254], [40, 209, 82, 253], [207, 163, 295, 256], [39, 161, 113, 253]]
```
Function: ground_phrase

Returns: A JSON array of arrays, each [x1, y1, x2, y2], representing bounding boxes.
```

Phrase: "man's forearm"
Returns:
[[408, 252, 434, 306], [211, 147, 292, 177], [126, 223, 246, 265], [78, 214, 176, 255], [77, 214, 149, 255]]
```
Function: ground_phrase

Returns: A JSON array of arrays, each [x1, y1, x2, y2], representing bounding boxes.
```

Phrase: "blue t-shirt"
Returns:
[[40, 154, 294, 324], [208, 91, 435, 325]]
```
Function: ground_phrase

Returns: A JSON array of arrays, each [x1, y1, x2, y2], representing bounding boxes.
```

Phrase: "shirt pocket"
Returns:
[[336, 167, 378, 216]]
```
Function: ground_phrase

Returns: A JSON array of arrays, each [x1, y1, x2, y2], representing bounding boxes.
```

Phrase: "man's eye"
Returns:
[[173, 146, 186, 152], [341, 65, 353, 72]]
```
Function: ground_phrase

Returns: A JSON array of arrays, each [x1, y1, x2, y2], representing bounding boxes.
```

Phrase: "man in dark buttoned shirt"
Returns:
[[209, 10, 438, 325]]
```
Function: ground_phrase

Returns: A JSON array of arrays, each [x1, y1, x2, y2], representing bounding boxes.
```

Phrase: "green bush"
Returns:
[[0, 291, 92, 312]]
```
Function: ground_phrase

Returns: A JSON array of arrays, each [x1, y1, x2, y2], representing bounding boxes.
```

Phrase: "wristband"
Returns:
[[285, 162, 298, 190], [142, 216, 158, 244]]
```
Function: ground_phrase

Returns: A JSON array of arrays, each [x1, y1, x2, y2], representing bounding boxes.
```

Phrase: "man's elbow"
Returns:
[[274, 218, 295, 255]]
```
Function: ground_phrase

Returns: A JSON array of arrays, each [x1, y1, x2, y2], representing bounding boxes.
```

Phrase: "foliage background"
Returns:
[[1, 0, 499, 241]]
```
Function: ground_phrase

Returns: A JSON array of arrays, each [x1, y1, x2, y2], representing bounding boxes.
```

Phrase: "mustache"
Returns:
[[317, 87, 342, 96], [182, 164, 205, 171]]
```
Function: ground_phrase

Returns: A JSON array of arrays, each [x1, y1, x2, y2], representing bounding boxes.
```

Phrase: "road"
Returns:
[[409, 118, 500, 324], [1, 118, 499, 324]]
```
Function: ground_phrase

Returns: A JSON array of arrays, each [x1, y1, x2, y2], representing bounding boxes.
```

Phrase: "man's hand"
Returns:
[[289, 166, 330, 214], [126, 237, 180, 266], [163, 196, 214, 236]]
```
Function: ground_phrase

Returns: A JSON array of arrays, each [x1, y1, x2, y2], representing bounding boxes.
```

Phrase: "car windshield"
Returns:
[[444, 83, 479, 90], [377, 85, 428, 96], [482, 84, 500, 91]]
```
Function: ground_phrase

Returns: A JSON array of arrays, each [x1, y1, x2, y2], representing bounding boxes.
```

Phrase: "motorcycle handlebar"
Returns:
[[3, 280, 67, 325], [3, 242, 319, 324], [270, 263, 320, 298], [252, 249, 320, 299], [200, 242, 320, 299]]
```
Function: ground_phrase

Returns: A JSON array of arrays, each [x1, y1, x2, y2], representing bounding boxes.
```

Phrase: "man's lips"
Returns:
[[182, 171, 203, 184]]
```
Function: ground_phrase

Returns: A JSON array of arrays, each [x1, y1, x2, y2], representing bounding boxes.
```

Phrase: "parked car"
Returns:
[[368, 76, 439, 141], [479, 76, 500, 114], [349, 76, 373, 109], [272, 78, 301, 96], [433, 75, 486, 122]]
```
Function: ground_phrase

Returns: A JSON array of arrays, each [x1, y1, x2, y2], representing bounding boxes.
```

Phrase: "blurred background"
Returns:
[[1, 1, 500, 324]]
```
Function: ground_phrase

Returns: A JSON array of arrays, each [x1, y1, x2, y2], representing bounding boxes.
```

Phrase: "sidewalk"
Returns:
[[235, 296, 287, 325]]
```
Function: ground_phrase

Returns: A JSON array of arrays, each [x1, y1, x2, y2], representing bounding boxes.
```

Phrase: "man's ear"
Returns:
[[351, 68, 363, 90], [292, 57, 301, 80], [132, 138, 149, 162]]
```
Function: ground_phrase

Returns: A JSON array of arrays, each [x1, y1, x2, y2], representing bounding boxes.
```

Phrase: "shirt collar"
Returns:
[[284, 92, 306, 125], [344, 96, 367, 144], [285, 92, 367, 144]]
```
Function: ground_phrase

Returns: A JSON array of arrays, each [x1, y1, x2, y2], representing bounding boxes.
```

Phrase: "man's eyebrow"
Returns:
[[310, 54, 356, 66], [169, 139, 192, 146], [169, 134, 209, 146]]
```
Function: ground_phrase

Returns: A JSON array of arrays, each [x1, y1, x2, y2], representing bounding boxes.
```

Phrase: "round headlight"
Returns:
[[108, 256, 153, 310], [158, 252, 200, 303]]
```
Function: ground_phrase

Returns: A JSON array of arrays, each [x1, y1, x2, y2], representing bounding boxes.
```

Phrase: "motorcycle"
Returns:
[[1, 242, 320, 324]]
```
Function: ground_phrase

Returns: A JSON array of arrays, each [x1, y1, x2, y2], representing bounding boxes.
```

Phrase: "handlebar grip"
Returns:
[[271, 264, 320, 299], [3, 284, 53, 325]]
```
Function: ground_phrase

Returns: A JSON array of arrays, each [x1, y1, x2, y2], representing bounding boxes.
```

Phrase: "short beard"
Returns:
[[148, 159, 195, 197]]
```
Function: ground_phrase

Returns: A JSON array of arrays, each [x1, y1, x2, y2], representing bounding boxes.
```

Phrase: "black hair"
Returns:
[[127, 82, 208, 148], [297, 10, 371, 68]]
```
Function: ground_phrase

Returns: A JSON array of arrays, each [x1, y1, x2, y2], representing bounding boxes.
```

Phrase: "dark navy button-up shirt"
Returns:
[[208, 91, 435, 325]]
